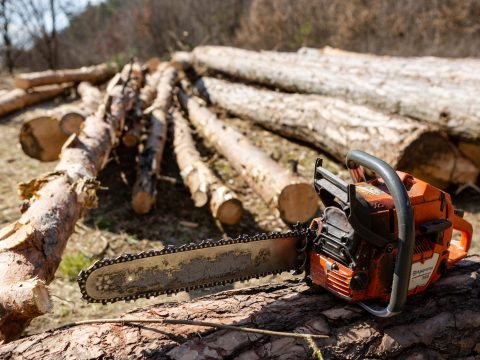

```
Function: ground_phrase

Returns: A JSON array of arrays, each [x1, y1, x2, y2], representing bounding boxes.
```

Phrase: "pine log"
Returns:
[[1, 255, 480, 359], [19, 83, 104, 162], [192, 46, 480, 141], [0, 83, 71, 118], [458, 142, 480, 169], [172, 108, 243, 225], [0, 66, 137, 343], [262, 47, 480, 87], [198, 77, 478, 188], [178, 91, 318, 224], [14, 63, 116, 90], [131, 66, 177, 214]]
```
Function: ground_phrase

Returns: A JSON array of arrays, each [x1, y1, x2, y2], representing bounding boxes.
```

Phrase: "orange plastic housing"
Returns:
[[309, 172, 472, 302]]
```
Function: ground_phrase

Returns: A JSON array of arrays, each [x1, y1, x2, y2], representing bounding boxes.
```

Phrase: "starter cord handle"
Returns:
[[346, 150, 415, 317]]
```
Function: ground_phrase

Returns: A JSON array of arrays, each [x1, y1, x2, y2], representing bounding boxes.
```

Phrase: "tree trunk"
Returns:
[[178, 91, 318, 225], [14, 63, 116, 90], [19, 83, 104, 162], [264, 46, 480, 88], [131, 66, 177, 214], [197, 77, 478, 188], [1, 255, 479, 359], [0, 83, 71, 117], [172, 108, 243, 225], [0, 66, 138, 344], [192, 46, 480, 142]]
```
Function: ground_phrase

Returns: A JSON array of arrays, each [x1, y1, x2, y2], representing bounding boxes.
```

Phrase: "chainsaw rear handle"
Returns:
[[346, 150, 415, 317], [448, 213, 473, 265]]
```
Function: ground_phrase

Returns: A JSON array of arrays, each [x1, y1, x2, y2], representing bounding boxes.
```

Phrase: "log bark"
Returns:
[[172, 108, 243, 225], [178, 91, 318, 224], [0, 83, 71, 118], [192, 46, 480, 141], [1, 255, 480, 359], [19, 83, 104, 162], [0, 66, 137, 343], [197, 77, 478, 188], [131, 66, 177, 214], [263, 46, 480, 88], [14, 63, 116, 90]]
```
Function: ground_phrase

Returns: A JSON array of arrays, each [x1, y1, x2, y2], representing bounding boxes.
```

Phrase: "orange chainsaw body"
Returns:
[[308, 170, 472, 303]]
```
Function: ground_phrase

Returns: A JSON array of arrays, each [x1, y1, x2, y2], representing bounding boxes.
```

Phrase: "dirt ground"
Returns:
[[1, 80, 479, 338]]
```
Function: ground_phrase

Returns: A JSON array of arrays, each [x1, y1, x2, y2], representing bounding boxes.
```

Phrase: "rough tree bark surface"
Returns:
[[1, 255, 479, 359], [172, 108, 243, 225], [192, 46, 480, 141], [19, 83, 104, 162], [131, 66, 177, 214], [198, 77, 478, 188], [178, 91, 318, 224], [0, 83, 71, 118], [0, 67, 137, 343], [14, 63, 116, 90], [265, 46, 480, 88]]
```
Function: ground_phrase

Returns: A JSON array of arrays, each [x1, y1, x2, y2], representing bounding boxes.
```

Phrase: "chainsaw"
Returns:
[[78, 150, 472, 317]]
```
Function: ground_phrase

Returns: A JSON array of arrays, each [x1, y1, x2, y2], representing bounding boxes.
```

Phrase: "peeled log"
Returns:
[[178, 91, 318, 224], [192, 46, 480, 141], [198, 77, 478, 188], [0, 83, 71, 118], [1, 256, 480, 359], [0, 66, 137, 343], [131, 66, 176, 214], [172, 109, 243, 225], [14, 63, 116, 90], [19, 83, 104, 162]]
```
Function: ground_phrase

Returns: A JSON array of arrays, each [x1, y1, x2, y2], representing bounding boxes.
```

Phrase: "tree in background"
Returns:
[[0, 0, 13, 73]]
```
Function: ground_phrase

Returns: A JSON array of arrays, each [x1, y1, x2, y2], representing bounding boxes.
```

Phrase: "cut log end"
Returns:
[[122, 132, 141, 147], [131, 192, 155, 215], [19, 116, 69, 162], [397, 132, 478, 188], [214, 198, 243, 225], [59, 112, 85, 135], [192, 190, 209, 208], [277, 183, 318, 224]]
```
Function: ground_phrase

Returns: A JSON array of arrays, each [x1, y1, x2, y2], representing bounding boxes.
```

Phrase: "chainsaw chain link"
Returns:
[[77, 224, 315, 304]]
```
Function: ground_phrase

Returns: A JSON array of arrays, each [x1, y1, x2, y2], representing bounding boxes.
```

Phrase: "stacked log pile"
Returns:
[[0, 64, 136, 343], [0, 47, 479, 352]]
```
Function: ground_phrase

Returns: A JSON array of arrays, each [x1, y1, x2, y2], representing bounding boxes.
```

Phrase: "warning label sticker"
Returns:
[[356, 184, 386, 196], [408, 253, 438, 291]]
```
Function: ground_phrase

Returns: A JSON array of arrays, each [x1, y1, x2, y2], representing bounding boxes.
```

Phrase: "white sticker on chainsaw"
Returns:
[[408, 253, 439, 291], [356, 184, 385, 196]]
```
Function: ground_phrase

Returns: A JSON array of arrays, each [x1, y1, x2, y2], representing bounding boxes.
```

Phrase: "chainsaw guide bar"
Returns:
[[78, 226, 313, 304]]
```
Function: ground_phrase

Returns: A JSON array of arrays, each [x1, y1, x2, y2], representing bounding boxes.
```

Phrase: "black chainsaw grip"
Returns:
[[346, 150, 415, 317]]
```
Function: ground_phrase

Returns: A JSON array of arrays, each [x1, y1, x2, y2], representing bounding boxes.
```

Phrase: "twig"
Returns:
[[57, 317, 329, 340]]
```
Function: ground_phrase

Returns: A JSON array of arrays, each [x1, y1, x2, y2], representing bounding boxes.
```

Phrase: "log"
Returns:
[[1, 255, 480, 359], [131, 66, 177, 214], [192, 46, 480, 141], [458, 142, 480, 169], [14, 63, 116, 90], [0, 66, 137, 343], [197, 77, 478, 188], [262, 46, 480, 87], [0, 83, 71, 118], [172, 108, 243, 225], [19, 83, 104, 162], [178, 91, 318, 224]]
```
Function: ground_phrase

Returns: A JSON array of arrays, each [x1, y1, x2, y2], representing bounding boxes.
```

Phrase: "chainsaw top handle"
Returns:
[[346, 150, 415, 317]]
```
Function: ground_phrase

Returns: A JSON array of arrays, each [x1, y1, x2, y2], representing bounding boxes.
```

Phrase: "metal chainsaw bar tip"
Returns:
[[78, 228, 311, 304]]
